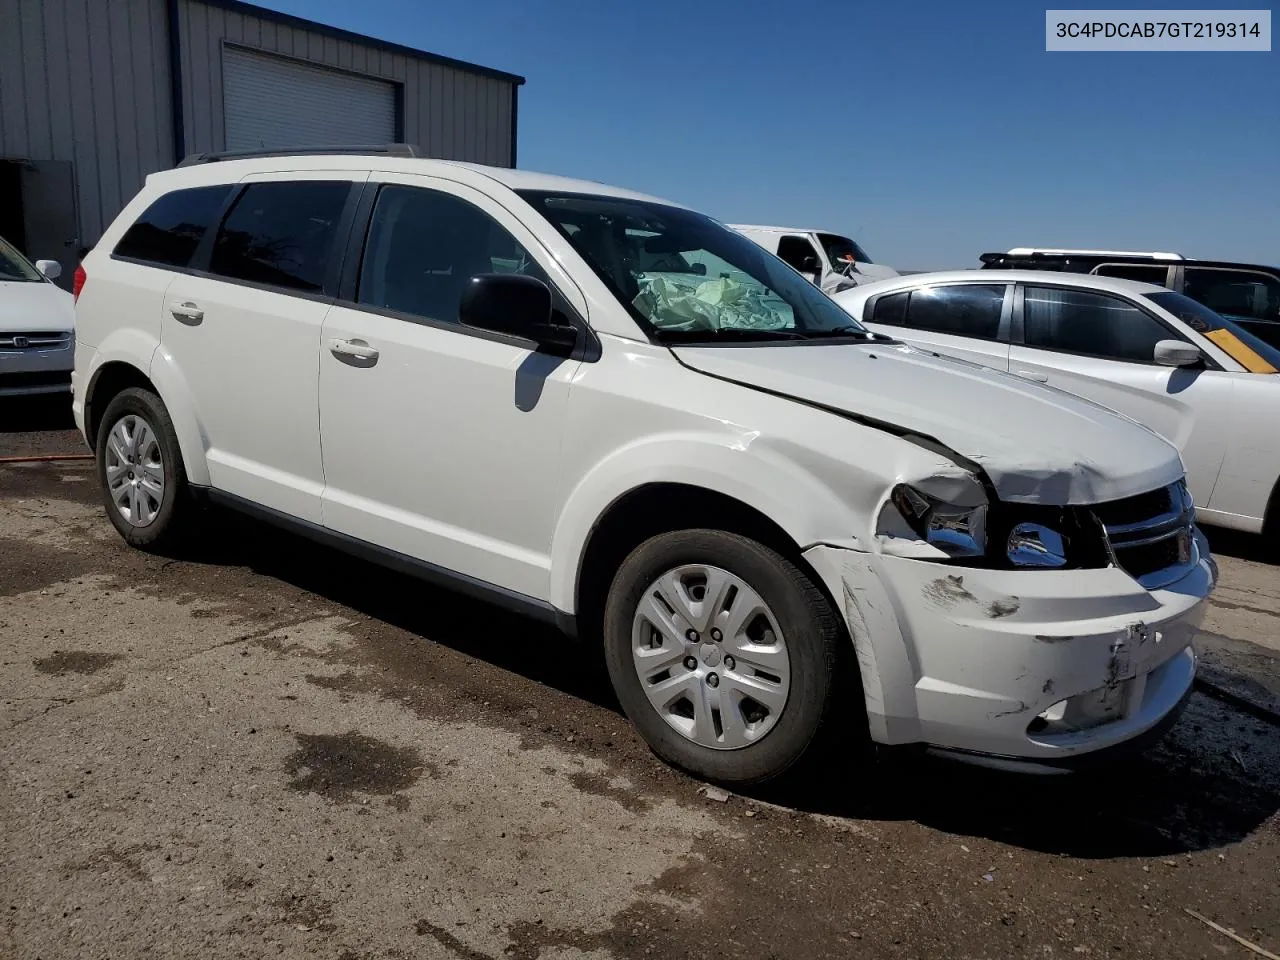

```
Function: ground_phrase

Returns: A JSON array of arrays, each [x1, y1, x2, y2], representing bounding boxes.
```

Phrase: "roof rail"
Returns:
[[1001, 247, 1185, 260], [176, 143, 427, 166]]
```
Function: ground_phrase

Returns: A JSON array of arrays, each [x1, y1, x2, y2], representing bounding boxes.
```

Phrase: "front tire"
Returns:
[[95, 387, 190, 549], [603, 529, 845, 786]]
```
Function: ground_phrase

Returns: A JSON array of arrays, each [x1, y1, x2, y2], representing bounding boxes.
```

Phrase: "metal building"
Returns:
[[0, 0, 524, 288]]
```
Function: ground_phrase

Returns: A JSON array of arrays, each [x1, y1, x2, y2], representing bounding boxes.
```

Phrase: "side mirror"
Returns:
[[798, 254, 822, 285], [35, 260, 62, 280], [1154, 339, 1202, 367], [459, 274, 576, 354], [689, 262, 707, 276]]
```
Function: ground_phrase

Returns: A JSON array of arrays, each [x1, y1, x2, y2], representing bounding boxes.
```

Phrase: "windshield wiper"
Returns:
[[659, 327, 812, 343], [799, 325, 880, 339]]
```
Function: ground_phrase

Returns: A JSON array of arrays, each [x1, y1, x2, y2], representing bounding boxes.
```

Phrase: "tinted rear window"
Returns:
[[113, 185, 232, 268], [209, 181, 350, 293]]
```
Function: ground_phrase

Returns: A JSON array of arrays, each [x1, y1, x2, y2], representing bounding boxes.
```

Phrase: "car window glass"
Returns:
[[209, 181, 349, 292], [0, 234, 43, 281], [775, 235, 821, 274], [113, 185, 233, 268], [903, 284, 1004, 339], [1147, 290, 1280, 374], [358, 184, 548, 323], [521, 191, 876, 341], [1023, 286, 1179, 362], [1184, 268, 1280, 323], [1094, 263, 1170, 286], [871, 291, 908, 326]]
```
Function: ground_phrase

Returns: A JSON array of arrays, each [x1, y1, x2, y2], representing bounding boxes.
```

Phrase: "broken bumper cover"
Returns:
[[803, 532, 1214, 764]]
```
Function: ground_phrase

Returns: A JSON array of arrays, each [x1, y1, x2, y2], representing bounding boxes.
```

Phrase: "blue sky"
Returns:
[[256, 0, 1277, 270]]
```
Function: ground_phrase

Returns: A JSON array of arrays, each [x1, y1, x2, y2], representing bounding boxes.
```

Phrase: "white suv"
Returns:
[[73, 148, 1215, 784]]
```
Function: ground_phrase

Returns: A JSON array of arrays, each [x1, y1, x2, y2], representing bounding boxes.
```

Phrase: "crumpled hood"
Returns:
[[0, 280, 74, 333], [672, 340, 1184, 505]]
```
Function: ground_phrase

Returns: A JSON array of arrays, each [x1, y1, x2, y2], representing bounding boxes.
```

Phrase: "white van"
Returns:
[[729, 225, 898, 294], [72, 146, 1211, 784]]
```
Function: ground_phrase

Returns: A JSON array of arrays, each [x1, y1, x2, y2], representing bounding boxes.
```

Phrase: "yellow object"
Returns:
[[1204, 328, 1278, 374]]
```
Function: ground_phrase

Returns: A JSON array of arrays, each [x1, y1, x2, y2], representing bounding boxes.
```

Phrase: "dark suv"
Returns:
[[980, 249, 1280, 348]]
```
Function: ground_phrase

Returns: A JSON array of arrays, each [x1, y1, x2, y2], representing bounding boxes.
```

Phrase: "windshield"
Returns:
[[517, 191, 870, 343], [817, 232, 874, 268], [0, 236, 43, 282], [1147, 290, 1280, 374]]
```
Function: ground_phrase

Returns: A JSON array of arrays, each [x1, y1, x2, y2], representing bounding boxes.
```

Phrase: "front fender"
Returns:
[[547, 433, 860, 614]]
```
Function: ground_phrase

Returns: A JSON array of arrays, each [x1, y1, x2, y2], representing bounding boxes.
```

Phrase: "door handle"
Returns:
[[329, 338, 379, 363], [170, 301, 204, 324], [1016, 370, 1048, 382]]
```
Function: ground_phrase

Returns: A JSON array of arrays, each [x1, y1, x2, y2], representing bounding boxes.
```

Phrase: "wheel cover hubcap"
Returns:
[[104, 414, 165, 527], [631, 563, 791, 751]]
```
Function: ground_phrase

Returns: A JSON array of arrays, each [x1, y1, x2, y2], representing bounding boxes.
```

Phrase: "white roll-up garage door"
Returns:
[[223, 47, 397, 151]]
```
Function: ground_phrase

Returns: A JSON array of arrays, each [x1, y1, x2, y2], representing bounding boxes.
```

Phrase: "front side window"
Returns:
[[1147, 290, 1280, 374], [902, 284, 1005, 340], [358, 185, 548, 323], [517, 191, 869, 343], [209, 181, 350, 292], [1183, 268, 1280, 324], [113, 185, 232, 268], [1022, 285, 1181, 363], [0, 235, 43, 281], [775, 235, 823, 275]]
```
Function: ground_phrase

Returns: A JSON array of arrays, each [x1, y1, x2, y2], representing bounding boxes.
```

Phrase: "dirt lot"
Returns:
[[2, 397, 1278, 960]]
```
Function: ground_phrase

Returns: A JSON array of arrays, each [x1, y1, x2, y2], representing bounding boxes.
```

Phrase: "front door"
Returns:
[[1008, 282, 1234, 508], [161, 173, 361, 523], [318, 176, 580, 600]]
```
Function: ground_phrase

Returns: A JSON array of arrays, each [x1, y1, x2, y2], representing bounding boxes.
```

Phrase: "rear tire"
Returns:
[[603, 528, 846, 786], [95, 387, 190, 550]]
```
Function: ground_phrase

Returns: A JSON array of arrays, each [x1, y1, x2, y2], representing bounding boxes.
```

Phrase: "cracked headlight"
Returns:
[[879, 482, 988, 559]]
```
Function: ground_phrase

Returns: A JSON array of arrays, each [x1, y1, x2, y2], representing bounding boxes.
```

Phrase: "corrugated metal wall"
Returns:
[[0, 0, 175, 248], [176, 0, 516, 168], [0, 0, 518, 250]]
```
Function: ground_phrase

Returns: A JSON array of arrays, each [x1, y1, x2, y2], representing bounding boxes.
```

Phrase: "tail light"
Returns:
[[73, 264, 86, 302]]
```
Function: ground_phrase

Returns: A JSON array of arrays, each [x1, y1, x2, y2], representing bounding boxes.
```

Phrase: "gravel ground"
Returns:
[[2, 403, 1278, 960]]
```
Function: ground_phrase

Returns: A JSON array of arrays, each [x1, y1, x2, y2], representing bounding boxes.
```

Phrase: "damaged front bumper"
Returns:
[[803, 530, 1215, 766]]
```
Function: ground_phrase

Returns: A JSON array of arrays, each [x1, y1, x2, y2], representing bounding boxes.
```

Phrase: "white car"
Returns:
[[0, 235, 75, 397], [729, 225, 898, 294], [835, 271, 1280, 535], [72, 148, 1213, 783]]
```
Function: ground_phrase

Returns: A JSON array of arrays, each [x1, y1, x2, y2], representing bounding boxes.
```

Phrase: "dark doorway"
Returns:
[[0, 160, 26, 251]]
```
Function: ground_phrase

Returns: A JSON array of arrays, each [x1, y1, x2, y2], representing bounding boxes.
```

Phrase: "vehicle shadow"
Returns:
[[175, 506, 616, 711], [0, 395, 77, 434], [1203, 524, 1277, 565], [168, 506, 1280, 860]]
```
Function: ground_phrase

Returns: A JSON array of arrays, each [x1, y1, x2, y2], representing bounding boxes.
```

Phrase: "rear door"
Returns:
[[863, 282, 1013, 372], [1007, 283, 1234, 507], [160, 173, 363, 523]]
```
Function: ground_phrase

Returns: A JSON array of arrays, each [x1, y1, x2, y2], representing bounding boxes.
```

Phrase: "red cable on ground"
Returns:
[[0, 453, 94, 464]]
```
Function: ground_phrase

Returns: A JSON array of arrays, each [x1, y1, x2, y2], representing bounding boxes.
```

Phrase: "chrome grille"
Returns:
[[1094, 480, 1197, 589], [0, 331, 72, 350]]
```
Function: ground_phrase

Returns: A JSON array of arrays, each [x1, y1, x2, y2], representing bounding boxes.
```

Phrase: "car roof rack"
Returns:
[[993, 248, 1185, 260], [176, 143, 427, 166]]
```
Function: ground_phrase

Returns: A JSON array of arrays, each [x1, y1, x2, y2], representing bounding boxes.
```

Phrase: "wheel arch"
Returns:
[[83, 344, 210, 486], [566, 481, 851, 657]]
